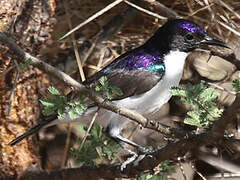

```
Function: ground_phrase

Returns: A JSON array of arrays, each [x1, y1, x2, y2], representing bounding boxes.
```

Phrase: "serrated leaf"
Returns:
[[48, 86, 60, 95], [57, 112, 66, 119], [111, 86, 123, 96], [184, 117, 201, 127], [99, 76, 107, 86], [16, 58, 32, 72], [40, 99, 56, 107], [69, 109, 78, 119], [233, 78, 240, 92], [72, 124, 120, 165], [95, 86, 101, 92], [107, 90, 113, 100], [57, 108, 65, 118], [171, 87, 187, 97], [42, 106, 57, 116], [75, 105, 84, 115], [172, 83, 222, 127]]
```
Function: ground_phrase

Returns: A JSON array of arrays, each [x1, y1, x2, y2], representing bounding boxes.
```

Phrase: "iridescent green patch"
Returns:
[[147, 64, 165, 72]]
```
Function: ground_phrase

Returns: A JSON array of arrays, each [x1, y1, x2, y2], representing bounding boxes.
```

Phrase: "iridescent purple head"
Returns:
[[147, 19, 229, 52], [178, 21, 206, 35]]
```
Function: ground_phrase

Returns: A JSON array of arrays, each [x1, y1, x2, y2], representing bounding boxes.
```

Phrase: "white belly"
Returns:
[[114, 51, 188, 114]]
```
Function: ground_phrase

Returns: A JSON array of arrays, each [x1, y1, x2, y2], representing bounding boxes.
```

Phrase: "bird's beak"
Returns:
[[200, 36, 230, 49]]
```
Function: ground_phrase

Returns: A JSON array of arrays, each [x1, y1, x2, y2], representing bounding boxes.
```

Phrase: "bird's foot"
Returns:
[[120, 147, 153, 171], [120, 152, 152, 171], [138, 146, 154, 155], [120, 152, 138, 171]]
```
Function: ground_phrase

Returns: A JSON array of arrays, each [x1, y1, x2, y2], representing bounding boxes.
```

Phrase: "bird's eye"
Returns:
[[185, 33, 194, 41]]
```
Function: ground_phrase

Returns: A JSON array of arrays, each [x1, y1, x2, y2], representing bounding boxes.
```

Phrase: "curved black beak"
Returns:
[[201, 36, 230, 49]]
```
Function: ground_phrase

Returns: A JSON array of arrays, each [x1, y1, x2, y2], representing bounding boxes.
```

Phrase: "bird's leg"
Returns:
[[117, 138, 151, 170], [106, 124, 152, 170], [106, 124, 149, 153], [118, 141, 138, 170], [113, 133, 149, 153]]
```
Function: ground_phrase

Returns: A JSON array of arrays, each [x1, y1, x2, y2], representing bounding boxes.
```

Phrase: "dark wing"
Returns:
[[86, 70, 162, 100], [83, 47, 164, 100]]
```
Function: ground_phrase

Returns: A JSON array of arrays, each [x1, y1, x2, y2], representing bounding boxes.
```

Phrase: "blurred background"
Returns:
[[1, 0, 240, 179]]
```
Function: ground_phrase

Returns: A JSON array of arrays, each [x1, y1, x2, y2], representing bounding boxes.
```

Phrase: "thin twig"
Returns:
[[203, 0, 215, 21], [190, 162, 207, 180], [177, 157, 187, 180], [63, 0, 85, 81], [86, 64, 102, 71], [188, 3, 214, 17], [124, 0, 167, 20], [61, 124, 72, 168], [7, 60, 19, 115], [217, 20, 240, 37], [80, 7, 137, 66], [205, 81, 236, 95], [217, 0, 240, 19], [139, 0, 179, 18], [78, 107, 100, 153], [197, 151, 240, 173], [82, 32, 101, 65], [59, 0, 124, 40]]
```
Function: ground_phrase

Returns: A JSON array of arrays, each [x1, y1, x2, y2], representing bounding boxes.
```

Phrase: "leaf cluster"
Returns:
[[71, 124, 119, 166], [171, 83, 223, 127], [95, 76, 123, 100], [40, 86, 88, 119], [17, 58, 32, 72], [232, 73, 240, 92], [139, 161, 175, 180]]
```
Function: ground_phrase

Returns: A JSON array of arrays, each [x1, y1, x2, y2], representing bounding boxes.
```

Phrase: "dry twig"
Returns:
[[60, 0, 124, 40]]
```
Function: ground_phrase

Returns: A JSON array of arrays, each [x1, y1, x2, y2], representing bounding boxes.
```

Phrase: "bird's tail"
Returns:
[[9, 118, 55, 146], [8, 106, 100, 146]]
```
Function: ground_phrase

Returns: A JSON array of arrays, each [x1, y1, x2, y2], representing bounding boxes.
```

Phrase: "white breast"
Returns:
[[115, 50, 189, 114]]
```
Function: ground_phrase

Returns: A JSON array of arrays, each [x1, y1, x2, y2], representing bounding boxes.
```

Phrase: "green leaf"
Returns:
[[17, 58, 32, 72], [67, 99, 88, 119], [171, 87, 187, 97], [95, 76, 124, 100], [99, 76, 107, 86], [48, 86, 60, 95], [39, 99, 56, 107], [171, 83, 223, 127], [158, 160, 175, 173], [184, 117, 201, 127], [139, 160, 174, 180], [95, 86, 101, 92], [57, 108, 66, 119], [111, 86, 123, 96], [75, 105, 84, 115], [71, 124, 120, 165], [42, 106, 57, 116], [107, 90, 114, 100], [233, 74, 240, 92], [69, 109, 78, 119]]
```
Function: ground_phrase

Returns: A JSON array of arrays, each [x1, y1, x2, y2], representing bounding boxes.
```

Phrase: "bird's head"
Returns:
[[147, 19, 230, 53]]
